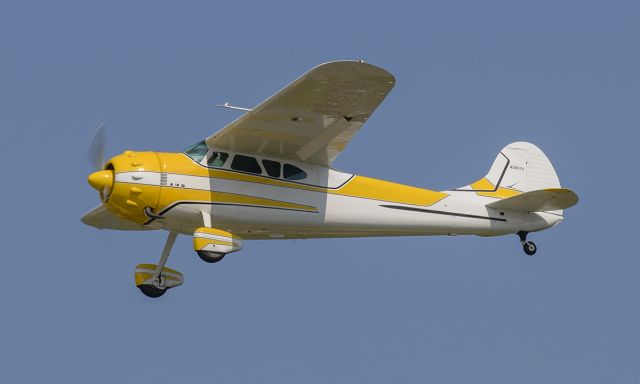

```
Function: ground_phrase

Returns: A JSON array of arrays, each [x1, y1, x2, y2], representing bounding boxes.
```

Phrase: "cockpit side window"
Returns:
[[182, 140, 209, 163], [231, 155, 262, 174], [262, 159, 281, 178], [283, 164, 307, 181], [207, 151, 229, 168]]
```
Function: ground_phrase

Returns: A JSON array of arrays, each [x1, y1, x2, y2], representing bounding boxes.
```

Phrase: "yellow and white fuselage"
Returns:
[[85, 143, 567, 240]]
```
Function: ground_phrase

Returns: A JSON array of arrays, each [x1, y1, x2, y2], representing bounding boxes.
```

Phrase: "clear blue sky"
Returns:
[[1, 1, 637, 382]]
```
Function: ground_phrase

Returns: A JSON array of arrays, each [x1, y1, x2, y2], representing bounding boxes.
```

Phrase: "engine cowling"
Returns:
[[87, 151, 161, 224]]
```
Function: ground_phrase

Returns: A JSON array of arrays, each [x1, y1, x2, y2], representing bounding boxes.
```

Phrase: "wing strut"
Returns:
[[296, 117, 354, 161]]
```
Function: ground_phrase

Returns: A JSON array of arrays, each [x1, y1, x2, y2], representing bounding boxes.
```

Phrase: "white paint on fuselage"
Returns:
[[124, 169, 562, 239]]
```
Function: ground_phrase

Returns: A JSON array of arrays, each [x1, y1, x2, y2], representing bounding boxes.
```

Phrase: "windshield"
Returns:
[[182, 140, 209, 162]]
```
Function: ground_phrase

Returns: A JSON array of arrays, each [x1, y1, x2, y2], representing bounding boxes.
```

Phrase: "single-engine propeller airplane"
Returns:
[[82, 60, 579, 298]]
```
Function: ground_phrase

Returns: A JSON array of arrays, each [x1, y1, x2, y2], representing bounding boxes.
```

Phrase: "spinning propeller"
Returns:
[[86, 121, 106, 171], [85, 122, 113, 200]]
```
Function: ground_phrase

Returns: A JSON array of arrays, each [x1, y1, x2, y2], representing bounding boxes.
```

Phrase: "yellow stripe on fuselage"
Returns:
[[156, 152, 448, 207], [156, 187, 318, 213], [471, 178, 521, 198], [331, 175, 447, 206]]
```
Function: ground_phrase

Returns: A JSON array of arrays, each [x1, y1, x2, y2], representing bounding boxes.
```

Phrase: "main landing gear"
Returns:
[[134, 222, 243, 297], [134, 231, 184, 298], [192, 214, 237, 264], [518, 231, 537, 256], [193, 227, 242, 263], [197, 251, 225, 263]]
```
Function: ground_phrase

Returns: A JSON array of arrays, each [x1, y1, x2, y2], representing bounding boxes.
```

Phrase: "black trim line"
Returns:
[[453, 152, 510, 192], [144, 201, 317, 225], [144, 207, 164, 219], [493, 152, 510, 191], [379, 204, 507, 222]]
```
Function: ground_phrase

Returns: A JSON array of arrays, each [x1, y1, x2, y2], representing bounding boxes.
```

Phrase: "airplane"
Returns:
[[82, 60, 579, 298]]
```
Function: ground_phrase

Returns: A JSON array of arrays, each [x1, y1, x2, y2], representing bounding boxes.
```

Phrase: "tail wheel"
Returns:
[[523, 241, 537, 256], [197, 250, 225, 263], [138, 284, 167, 298]]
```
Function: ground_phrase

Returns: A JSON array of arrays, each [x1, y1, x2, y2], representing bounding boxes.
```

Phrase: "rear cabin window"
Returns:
[[262, 159, 281, 178], [207, 151, 229, 167], [182, 140, 209, 162], [283, 164, 307, 180], [231, 155, 262, 174]]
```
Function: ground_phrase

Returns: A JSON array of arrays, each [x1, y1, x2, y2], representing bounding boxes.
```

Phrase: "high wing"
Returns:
[[206, 60, 395, 166]]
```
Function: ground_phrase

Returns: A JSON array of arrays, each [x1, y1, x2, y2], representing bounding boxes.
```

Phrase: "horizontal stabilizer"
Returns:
[[486, 188, 579, 212], [82, 205, 152, 231]]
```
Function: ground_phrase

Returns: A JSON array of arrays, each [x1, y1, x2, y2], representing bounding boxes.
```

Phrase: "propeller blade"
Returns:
[[86, 121, 106, 170]]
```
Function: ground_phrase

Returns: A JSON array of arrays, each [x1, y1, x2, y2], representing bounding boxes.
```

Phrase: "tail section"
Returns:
[[457, 142, 577, 212], [459, 142, 561, 196]]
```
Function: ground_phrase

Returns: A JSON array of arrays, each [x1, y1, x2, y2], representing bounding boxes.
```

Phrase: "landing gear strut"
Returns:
[[518, 231, 537, 256], [135, 231, 184, 298]]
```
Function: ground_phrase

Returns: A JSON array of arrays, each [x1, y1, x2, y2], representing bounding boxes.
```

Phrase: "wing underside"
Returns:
[[82, 205, 152, 231], [206, 60, 395, 166]]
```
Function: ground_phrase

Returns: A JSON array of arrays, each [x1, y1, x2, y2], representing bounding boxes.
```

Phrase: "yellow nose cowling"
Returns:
[[88, 170, 113, 191]]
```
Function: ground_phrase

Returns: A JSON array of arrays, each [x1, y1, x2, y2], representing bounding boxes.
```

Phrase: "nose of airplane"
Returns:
[[88, 169, 114, 192]]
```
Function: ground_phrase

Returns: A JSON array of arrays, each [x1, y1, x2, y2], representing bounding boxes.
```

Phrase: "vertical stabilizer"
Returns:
[[458, 142, 561, 197]]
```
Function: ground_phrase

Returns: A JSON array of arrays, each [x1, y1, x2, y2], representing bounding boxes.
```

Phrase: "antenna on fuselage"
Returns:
[[216, 102, 253, 112]]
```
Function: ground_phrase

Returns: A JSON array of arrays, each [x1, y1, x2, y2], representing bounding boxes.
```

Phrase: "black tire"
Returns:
[[138, 284, 167, 298], [523, 241, 537, 256], [197, 250, 225, 263]]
